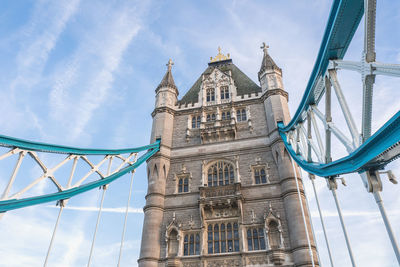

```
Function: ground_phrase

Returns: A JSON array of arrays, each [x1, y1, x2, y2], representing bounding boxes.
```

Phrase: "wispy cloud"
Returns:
[[48, 3, 143, 143], [12, 0, 80, 92], [0, 0, 80, 136], [46, 205, 143, 213]]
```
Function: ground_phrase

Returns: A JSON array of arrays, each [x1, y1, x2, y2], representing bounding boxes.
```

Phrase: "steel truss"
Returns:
[[0, 135, 160, 212], [278, 0, 400, 264]]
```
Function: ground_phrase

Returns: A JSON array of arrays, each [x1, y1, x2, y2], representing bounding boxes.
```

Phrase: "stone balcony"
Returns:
[[199, 183, 243, 219], [200, 119, 236, 143], [199, 183, 242, 207]]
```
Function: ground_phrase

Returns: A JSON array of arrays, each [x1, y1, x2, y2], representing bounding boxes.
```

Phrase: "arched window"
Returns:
[[247, 227, 266, 251], [234, 222, 239, 251], [196, 116, 201, 128], [220, 86, 229, 100], [195, 233, 200, 255], [254, 168, 267, 184], [206, 88, 215, 102], [236, 108, 247, 122], [192, 117, 196, 128], [191, 116, 201, 128], [208, 225, 213, 254], [183, 233, 200, 256], [268, 221, 281, 249], [206, 114, 216, 122], [207, 222, 240, 254], [221, 111, 231, 121], [221, 223, 226, 252], [178, 177, 189, 193], [207, 161, 235, 187]]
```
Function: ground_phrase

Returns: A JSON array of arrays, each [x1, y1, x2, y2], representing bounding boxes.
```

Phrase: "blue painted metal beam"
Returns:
[[0, 140, 160, 212], [278, 111, 400, 177], [0, 134, 159, 155], [279, 0, 364, 133]]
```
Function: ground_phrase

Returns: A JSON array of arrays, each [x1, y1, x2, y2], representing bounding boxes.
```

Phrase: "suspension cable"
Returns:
[[329, 179, 356, 267], [309, 174, 335, 267], [117, 171, 135, 267], [290, 157, 316, 267], [44, 200, 65, 267], [87, 185, 107, 267], [303, 173, 322, 265], [87, 156, 112, 267]]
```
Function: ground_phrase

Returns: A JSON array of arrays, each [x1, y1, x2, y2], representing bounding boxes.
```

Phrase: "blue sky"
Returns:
[[0, 0, 399, 266]]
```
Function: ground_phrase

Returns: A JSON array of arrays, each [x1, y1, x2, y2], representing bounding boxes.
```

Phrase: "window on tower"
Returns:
[[254, 167, 268, 184], [207, 222, 240, 254], [207, 161, 235, 187], [206, 88, 215, 102], [178, 176, 189, 193], [183, 233, 200, 256], [236, 108, 247, 122], [221, 111, 231, 121], [206, 113, 216, 122], [220, 86, 229, 100], [192, 115, 201, 128], [247, 227, 266, 251]]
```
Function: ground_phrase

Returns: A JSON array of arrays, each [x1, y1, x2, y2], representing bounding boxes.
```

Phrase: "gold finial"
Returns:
[[261, 42, 269, 54], [166, 58, 174, 71], [210, 47, 230, 62]]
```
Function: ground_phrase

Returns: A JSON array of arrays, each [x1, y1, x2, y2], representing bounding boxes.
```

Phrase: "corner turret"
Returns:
[[155, 59, 179, 109], [258, 43, 284, 92]]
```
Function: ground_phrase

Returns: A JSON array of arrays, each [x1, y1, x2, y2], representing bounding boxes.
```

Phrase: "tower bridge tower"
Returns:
[[139, 47, 318, 267]]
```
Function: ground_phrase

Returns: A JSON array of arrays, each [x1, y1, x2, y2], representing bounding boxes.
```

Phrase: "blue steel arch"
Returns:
[[0, 136, 160, 212], [277, 0, 400, 177]]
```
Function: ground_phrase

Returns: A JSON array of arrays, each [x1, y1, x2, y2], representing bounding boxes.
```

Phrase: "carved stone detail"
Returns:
[[182, 262, 200, 267], [207, 258, 241, 267], [246, 255, 269, 265]]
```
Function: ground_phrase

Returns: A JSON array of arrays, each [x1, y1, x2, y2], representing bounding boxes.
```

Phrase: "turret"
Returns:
[[154, 59, 178, 109], [139, 59, 178, 267], [150, 59, 178, 146], [259, 44, 290, 134], [258, 42, 283, 92], [260, 44, 319, 266]]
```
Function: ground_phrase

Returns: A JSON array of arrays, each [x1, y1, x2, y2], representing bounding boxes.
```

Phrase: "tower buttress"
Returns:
[[139, 59, 178, 267], [259, 43, 290, 134], [260, 44, 319, 266]]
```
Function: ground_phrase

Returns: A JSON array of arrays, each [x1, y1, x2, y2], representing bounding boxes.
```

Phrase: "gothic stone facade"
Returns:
[[138, 49, 319, 267]]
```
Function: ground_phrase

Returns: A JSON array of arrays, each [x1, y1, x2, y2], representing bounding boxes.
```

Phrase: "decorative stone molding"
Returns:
[[261, 88, 289, 102], [182, 262, 200, 267], [264, 202, 284, 250], [207, 258, 241, 267], [246, 255, 269, 265], [165, 212, 182, 258]]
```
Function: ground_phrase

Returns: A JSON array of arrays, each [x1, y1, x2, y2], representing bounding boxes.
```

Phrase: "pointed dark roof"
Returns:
[[179, 59, 261, 105], [156, 59, 178, 92], [258, 43, 281, 78]]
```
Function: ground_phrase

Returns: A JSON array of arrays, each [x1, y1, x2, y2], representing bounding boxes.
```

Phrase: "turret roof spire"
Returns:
[[258, 43, 281, 78], [156, 59, 177, 92]]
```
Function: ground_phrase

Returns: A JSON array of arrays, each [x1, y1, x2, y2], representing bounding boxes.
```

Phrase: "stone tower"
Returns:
[[138, 47, 318, 267]]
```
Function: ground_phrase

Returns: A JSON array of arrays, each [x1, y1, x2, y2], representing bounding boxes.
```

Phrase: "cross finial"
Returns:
[[166, 58, 174, 71], [261, 42, 269, 54]]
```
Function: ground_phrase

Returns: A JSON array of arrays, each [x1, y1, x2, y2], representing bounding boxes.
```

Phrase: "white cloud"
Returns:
[[12, 0, 80, 93], [46, 205, 143, 214], [48, 3, 143, 143]]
